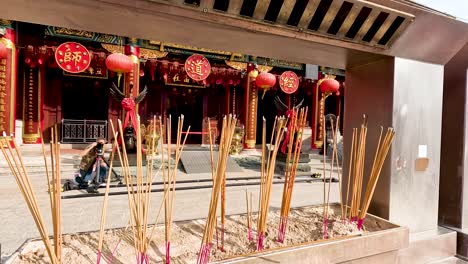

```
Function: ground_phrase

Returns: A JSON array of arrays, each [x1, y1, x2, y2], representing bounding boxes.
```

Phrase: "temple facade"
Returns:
[[0, 20, 344, 149]]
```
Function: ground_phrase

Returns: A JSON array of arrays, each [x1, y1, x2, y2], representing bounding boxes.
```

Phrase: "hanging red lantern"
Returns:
[[0, 42, 7, 58], [319, 76, 340, 94], [256, 72, 276, 89], [105, 53, 133, 86], [256, 72, 276, 99]]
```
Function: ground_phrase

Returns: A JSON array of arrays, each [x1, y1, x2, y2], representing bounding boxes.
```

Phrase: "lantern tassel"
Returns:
[[117, 73, 122, 87], [262, 89, 267, 100]]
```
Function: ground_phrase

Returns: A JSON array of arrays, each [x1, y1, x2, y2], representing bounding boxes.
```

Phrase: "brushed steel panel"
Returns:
[[337, 3, 362, 37], [390, 58, 443, 233], [276, 0, 297, 24], [318, 0, 344, 33], [354, 9, 380, 41], [297, 0, 321, 29], [370, 13, 397, 45], [253, 0, 270, 20]]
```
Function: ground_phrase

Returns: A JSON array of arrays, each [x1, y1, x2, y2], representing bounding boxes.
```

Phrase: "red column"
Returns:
[[225, 84, 231, 116], [244, 63, 258, 149], [0, 27, 17, 139], [22, 46, 44, 144]]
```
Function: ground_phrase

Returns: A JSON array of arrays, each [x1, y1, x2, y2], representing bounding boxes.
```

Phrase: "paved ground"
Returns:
[[0, 144, 340, 262]]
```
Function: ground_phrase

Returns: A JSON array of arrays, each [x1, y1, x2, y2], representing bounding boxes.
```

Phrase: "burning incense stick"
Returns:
[[51, 125, 62, 262], [330, 116, 344, 219], [110, 115, 188, 264], [245, 189, 253, 241], [0, 136, 59, 264], [344, 129, 356, 220], [357, 127, 395, 229], [278, 107, 308, 243], [164, 115, 189, 264], [322, 116, 328, 238], [349, 115, 368, 222], [257, 116, 287, 250], [96, 131, 118, 264], [323, 115, 337, 239], [198, 115, 237, 264]]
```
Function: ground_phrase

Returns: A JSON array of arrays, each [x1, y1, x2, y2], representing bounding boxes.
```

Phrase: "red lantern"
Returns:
[[106, 53, 133, 85], [319, 77, 340, 94], [256, 72, 276, 99], [256, 72, 276, 89], [0, 43, 7, 58]]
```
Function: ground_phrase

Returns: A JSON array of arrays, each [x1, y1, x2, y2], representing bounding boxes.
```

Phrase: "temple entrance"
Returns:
[[165, 87, 204, 144], [62, 77, 109, 120]]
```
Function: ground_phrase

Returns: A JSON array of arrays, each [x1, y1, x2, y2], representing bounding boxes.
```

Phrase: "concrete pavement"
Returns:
[[0, 144, 340, 262]]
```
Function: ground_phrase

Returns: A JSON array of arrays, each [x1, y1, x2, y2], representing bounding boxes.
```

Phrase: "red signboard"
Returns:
[[185, 54, 211, 81], [55, 42, 91, 73], [279, 71, 299, 94]]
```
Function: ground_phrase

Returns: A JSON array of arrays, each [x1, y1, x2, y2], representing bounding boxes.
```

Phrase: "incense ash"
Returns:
[[13, 205, 370, 264]]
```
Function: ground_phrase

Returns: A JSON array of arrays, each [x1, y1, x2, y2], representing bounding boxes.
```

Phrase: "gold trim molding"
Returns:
[[101, 43, 124, 54], [140, 48, 168, 59], [225, 61, 273, 72]]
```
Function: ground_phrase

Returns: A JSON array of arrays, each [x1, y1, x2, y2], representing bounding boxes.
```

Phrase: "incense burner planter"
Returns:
[[8, 204, 408, 264], [216, 212, 408, 264]]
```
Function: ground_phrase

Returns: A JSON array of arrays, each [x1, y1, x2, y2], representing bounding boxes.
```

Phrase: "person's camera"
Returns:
[[95, 142, 104, 157]]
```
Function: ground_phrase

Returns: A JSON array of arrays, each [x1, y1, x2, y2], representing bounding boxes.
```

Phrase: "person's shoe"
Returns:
[[86, 185, 99, 194]]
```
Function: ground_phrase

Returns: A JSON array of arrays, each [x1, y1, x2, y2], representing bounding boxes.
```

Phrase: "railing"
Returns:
[[61, 119, 107, 143]]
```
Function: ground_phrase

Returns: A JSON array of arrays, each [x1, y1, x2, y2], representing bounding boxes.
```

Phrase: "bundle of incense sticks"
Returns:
[[357, 127, 395, 229], [0, 132, 60, 264], [257, 116, 287, 250], [277, 107, 308, 243], [49, 126, 63, 262], [162, 115, 188, 264], [348, 115, 368, 223], [321, 115, 342, 239], [110, 115, 188, 264], [344, 128, 356, 221], [245, 189, 253, 241], [197, 115, 237, 264], [96, 125, 121, 264], [329, 116, 344, 219]]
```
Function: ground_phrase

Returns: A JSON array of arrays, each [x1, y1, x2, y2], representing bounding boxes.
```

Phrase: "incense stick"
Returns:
[[96, 131, 118, 264], [198, 115, 237, 264], [0, 136, 59, 264], [322, 116, 327, 238], [245, 189, 253, 241], [278, 107, 308, 243], [257, 116, 287, 250], [330, 116, 344, 219], [357, 128, 395, 229], [344, 129, 356, 220], [110, 115, 187, 264]]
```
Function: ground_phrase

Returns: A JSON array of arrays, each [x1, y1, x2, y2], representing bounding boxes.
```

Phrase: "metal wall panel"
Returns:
[[390, 58, 443, 233], [439, 43, 468, 229]]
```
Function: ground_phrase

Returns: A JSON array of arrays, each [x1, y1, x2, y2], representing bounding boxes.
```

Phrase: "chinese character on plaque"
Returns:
[[55, 42, 91, 73], [184, 54, 211, 81], [279, 71, 299, 94]]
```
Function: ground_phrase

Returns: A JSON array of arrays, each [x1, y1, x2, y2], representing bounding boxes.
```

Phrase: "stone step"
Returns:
[[397, 227, 456, 264], [429, 257, 468, 264]]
